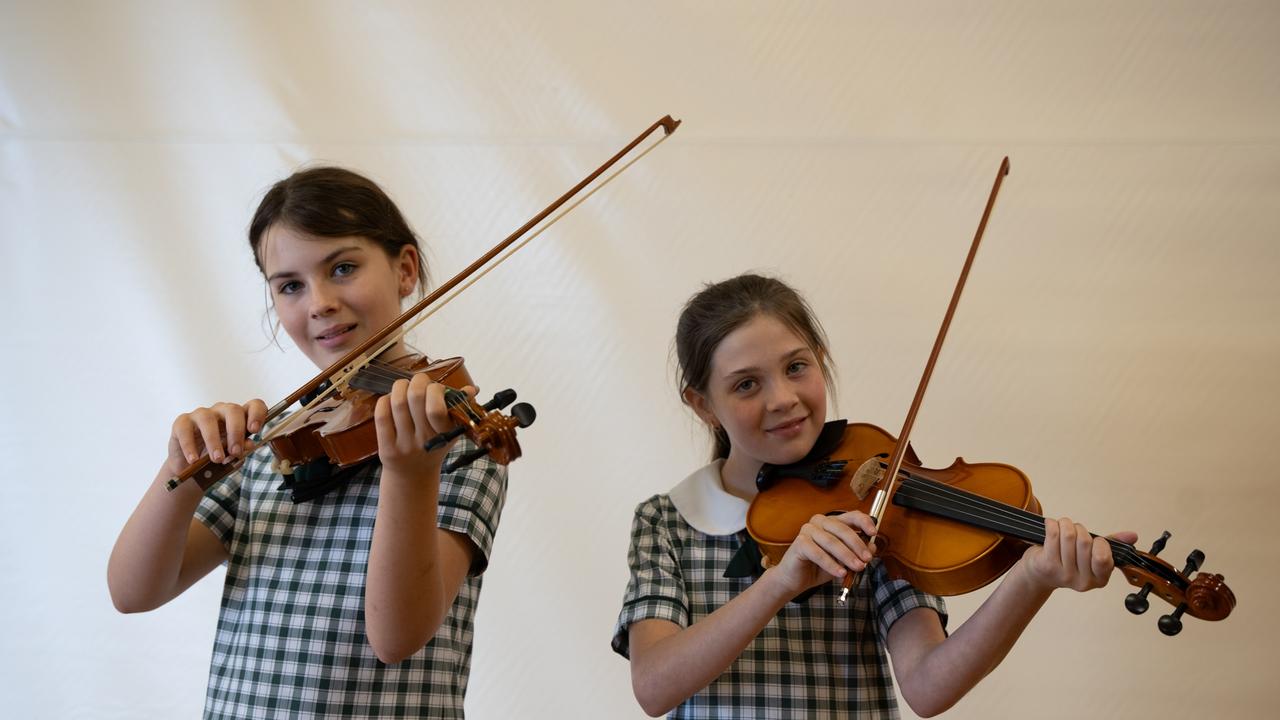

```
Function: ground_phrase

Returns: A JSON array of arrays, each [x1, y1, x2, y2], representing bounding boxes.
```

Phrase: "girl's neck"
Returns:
[[719, 452, 762, 502]]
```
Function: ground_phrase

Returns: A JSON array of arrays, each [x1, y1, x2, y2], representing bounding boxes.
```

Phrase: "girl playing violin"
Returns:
[[108, 167, 507, 719], [612, 273, 1137, 718]]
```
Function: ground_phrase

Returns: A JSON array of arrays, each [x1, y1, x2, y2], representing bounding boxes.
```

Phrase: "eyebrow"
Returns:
[[265, 246, 364, 283], [721, 346, 811, 380]]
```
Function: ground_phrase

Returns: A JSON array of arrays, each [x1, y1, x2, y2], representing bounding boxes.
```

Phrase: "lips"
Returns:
[[315, 323, 357, 346], [765, 416, 808, 434]]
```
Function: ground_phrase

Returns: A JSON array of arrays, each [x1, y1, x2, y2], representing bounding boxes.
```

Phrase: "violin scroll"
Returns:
[[430, 387, 537, 473], [1118, 530, 1236, 635]]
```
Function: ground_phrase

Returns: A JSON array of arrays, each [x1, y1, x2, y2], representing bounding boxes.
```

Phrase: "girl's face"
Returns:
[[686, 313, 828, 469], [261, 224, 418, 368]]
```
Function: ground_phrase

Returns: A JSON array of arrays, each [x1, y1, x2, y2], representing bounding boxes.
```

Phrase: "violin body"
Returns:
[[268, 356, 474, 470], [747, 422, 1041, 597]]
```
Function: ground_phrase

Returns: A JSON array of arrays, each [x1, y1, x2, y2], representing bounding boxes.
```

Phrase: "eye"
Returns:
[[277, 280, 302, 296], [787, 359, 809, 375], [733, 377, 757, 394], [333, 261, 357, 278]]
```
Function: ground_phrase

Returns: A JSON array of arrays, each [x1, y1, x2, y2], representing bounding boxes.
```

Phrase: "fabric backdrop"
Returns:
[[2, 2, 1276, 717]]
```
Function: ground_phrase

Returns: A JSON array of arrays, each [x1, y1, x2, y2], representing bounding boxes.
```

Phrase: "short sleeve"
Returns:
[[868, 560, 949, 644], [436, 437, 508, 576], [611, 497, 690, 659]]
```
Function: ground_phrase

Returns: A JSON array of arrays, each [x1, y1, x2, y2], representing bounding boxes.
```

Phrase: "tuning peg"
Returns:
[[425, 426, 467, 451], [1148, 530, 1171, 556], [483, 389, 517, 412], [1182, 549, 1205, 575], [511, 402, 536, 428], [1125, 584, 1153, 615], [1159, 604, 1187, 636]]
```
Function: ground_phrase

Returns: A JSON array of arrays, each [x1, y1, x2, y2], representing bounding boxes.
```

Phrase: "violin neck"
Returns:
[[891, 475, 1136, 569]]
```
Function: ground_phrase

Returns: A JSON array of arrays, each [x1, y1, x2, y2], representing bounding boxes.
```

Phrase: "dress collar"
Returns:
[[668, 459, 751, 536]]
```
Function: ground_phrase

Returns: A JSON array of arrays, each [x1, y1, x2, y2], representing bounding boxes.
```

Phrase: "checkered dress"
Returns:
[[612, 488, 947, 719], [195, 435, 506, 719]]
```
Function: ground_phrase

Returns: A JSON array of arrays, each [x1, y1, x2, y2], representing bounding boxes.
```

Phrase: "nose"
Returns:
[[763, 378, 799, 414], [309, 281, 339, 318]]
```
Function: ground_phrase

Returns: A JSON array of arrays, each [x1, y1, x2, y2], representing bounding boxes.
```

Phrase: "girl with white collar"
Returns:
[[612, 273, 1134, 718]]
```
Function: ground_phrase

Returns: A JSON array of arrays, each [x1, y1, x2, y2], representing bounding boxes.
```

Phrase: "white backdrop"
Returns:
[[2, 2, 1277, 718]]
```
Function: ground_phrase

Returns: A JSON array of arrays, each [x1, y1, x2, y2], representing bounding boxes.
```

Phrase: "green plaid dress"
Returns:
[[195, 436, 506, 719], [612, 461, 947, 719]]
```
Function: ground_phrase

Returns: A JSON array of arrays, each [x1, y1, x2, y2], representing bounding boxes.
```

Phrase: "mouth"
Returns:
[[765, 416, 809, 435], [315, 323, 358, 346]]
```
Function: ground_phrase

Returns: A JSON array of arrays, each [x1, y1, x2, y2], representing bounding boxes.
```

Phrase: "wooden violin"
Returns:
[[267, 354, 535, 477], [745, 157, 1235, 635], [747, 421, 1236, 635]]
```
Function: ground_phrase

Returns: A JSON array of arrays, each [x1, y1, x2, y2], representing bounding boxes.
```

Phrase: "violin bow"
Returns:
[[169, 115, 682, 491], [839, 157, 1011, 604]]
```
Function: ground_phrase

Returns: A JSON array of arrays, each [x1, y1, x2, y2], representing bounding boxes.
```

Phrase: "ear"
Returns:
[[395, 245, 420, 298], [682, 387, 720, 430]]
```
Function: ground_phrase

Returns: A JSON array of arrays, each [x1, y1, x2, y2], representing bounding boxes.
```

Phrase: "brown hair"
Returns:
[[248, 166, 429, 291], [675, 273, 835, 459]]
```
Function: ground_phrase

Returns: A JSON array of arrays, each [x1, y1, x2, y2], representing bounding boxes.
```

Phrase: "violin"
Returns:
[[167, 115, 681, 492], [745, 158, 1235, 635], [747, 421, 1236, 635], [267, 354, 535, 478]]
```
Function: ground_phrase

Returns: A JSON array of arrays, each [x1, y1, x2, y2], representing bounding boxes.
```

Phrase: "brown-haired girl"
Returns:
[[109, 167, 506, 718], [612, 272, 1135, 718]]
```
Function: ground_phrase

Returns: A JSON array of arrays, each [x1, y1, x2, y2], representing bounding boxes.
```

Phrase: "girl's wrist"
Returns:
[[755, 567, 807, 610], [1010, 557, 1058, 601]]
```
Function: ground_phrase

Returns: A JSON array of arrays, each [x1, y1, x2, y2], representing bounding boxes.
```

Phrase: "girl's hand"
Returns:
[[167, 400, 267, 473], [764, 511, 878, 595], [1021, 517, 1139, 593], [374, 374, 473, 476]]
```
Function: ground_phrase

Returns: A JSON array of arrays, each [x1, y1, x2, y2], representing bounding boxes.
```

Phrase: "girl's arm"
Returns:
[[363, 376, 478, 664], [627, 511, 879, 716], [885, 518, 1138, 718], [107, 401, 263, 612]]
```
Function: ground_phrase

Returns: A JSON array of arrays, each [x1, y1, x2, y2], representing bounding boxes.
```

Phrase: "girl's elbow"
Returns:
[[370, 642, 413, 665], [898, 686, 955, 719], [634, 689, 673, 718], [367, 630, 423, 665], [107, 580, 157, 614], [366, 619, 440, 665], [631, 668, 676, 717]]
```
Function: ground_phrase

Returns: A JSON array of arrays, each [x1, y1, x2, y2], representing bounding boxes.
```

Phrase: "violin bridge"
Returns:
[[850, 457, 884, 500]]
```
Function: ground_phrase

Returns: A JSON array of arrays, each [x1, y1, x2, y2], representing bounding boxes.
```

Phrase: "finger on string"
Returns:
[[406, 375, 434, 442], [1040, 517, 1061, 572], [1073, 523, 1094, 581], [425, 383, 457, 438], [374, 394, 396, 446], [389, 379, 415, 441], [1056, 517, 1077, 570]]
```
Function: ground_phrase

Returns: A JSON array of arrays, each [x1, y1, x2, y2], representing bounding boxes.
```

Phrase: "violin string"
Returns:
[[886, 469, 1157, 575], [356, 362, 486, 424], [901, 473, 1176, 584], [894, 479, 1175, 592], [358, 362, 488, 428]]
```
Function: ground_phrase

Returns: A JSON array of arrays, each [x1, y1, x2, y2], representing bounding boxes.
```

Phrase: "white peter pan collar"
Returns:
[[668, 459, 751, 536]]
